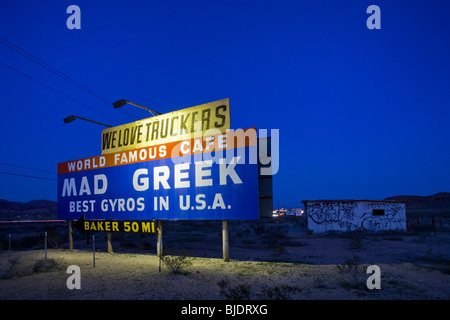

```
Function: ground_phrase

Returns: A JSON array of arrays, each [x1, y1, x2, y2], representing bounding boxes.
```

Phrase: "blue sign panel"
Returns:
[[57, 145, 259, 220]]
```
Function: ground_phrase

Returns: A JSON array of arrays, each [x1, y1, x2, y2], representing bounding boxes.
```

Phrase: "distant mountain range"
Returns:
[[385, 192, 450, 215], [0, 199, 57, 220], [1, 192, 449, 220]]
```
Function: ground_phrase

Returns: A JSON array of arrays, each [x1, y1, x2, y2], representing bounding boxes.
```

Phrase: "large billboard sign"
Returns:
[[57, 129, 259, 220], [100, 98, 230, 155]]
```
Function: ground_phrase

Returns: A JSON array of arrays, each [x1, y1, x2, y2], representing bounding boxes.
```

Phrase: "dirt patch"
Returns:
[[1, 218, 449, 300]]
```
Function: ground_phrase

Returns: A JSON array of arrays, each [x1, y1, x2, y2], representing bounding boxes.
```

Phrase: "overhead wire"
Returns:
[[0, 162, 56, 175], [0, 36, 112, 104], [0, 89, 99, 137], [0, 36, 166, 185], [0, 171, 56, 182], [0, 38, 156, 184], [0, 75, 92, 117], [0, 61, 121, 125], [0, 36, 141, 121]]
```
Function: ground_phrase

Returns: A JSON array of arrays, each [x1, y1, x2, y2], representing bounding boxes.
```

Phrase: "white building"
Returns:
[[302, 200, 406, 233]]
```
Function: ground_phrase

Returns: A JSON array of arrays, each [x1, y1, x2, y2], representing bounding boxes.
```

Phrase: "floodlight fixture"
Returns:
[[113, 99, 161, 117], [63, 115, 112, 128]]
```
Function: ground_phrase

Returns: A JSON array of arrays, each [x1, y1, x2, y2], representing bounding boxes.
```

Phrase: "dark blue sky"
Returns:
[[0, 0, 449, 208]]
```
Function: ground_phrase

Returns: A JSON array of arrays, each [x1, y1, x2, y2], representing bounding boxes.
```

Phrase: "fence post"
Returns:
[[92, 235, 95, 268], [44, 231, 47, 260]]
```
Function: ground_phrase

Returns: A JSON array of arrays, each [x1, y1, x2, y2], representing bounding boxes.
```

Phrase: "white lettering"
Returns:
[[133, 168, 149, 191], [195, 161, 213, 187], [153, 166, 170, 190], [174, 163, 190, 188], [180, 141, 190, 154], [195, 194, 206, 210], [219, 156, 242, 185], [94, 174, 107, 194], [179, 195, 190, 210], [212, 193, 226, 209], [62, 178, 77, 197]]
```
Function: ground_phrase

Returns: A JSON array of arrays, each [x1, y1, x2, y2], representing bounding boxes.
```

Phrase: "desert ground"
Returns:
[[0, 216, 449, 300]]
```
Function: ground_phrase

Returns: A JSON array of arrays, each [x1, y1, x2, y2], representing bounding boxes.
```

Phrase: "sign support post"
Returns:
[[92, 235, 95, 268], [222, 220, 230, 262], [107, 232, 113, 253], [157, 220, 163, 258], [68, 220, 74, 250]]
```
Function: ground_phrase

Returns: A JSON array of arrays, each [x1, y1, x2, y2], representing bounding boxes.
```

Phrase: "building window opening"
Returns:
[[372, 209, 385, 216]]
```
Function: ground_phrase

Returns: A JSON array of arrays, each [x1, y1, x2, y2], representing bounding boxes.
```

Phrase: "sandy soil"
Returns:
[[1, 218, 449, 301]]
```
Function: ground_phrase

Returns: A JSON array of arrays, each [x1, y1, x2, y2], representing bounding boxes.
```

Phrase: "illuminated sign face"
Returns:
[[75, 218, 156, 234], [57, 129, 259, 220], [101, 98, 230, 155]]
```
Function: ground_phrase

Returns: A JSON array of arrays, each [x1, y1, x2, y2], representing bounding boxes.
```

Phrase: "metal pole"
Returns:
[[107, 232, 113, 253], [44, 231, 47, 260], [158, 236, 162, 273], [157, 220, 163, 272], [93, 235, 95, 268], [68, 220, 74, 250], [222, 220, 230, 262], [157, 220, 163, 258]]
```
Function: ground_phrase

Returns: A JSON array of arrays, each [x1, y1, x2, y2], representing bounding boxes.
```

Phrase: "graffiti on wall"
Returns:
[[359, 202, 405, 231], [306, 201, 406, 232]]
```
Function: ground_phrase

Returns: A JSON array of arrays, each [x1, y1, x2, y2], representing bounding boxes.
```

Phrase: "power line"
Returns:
[[0, 162, 56, 174], [0, 78, 99, 136], [0, 60, 121, 124], [0, 36, 112, 104], [0, 36, 140, 121], [0, 171, 56, 182], [0, 95, 62, 122]]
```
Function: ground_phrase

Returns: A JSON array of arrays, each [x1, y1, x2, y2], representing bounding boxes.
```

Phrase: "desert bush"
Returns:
[[260, 283, 301, 300], [251, 221, 266, 235], [33, 258, 66, 273], [43, 227, 64, 249], [217, 278, 252, 300], [336, 254, 366, 289], [270, 244, 287, 259], [337, 254, 364, 274], [263, 224, 289, 246], [345, 230, 365, 250], [161, 252, 193, 274], [235, 224, 252, 238], [0, 256, 18, 279]]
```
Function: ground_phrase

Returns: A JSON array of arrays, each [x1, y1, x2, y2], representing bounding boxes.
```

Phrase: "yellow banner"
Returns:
[[101, 98, 230, 154]]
